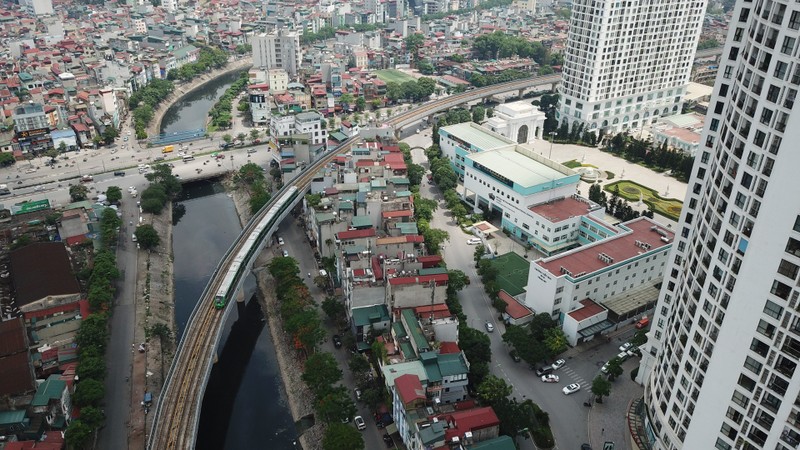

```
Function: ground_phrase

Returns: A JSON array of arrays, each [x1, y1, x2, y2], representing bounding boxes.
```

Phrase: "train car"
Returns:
[[213, 186, 300, 310]]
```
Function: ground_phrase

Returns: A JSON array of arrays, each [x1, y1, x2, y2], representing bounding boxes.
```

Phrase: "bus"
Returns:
[[183, 155, 195, 162]]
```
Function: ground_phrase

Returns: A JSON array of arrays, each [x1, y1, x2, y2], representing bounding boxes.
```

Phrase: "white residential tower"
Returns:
[[558, 0, 706, 134], [638, 1, 800, 449]]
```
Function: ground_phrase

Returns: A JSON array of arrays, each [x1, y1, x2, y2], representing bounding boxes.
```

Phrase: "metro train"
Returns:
[[213, 186, 299, 309]]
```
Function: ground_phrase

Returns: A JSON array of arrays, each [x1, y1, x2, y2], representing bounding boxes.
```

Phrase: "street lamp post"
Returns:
[[548, 131, 556, 160]]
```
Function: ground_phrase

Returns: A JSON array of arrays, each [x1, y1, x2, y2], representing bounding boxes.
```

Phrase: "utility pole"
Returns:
[[548, 131, 556, 160]]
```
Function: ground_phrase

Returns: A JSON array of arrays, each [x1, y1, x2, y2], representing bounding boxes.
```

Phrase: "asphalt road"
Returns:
[[408, 133, 631, 450], [276, 219, 387, 450]]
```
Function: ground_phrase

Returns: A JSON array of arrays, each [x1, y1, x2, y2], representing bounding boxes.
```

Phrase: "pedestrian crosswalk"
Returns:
[[561, 366, 587, 387]]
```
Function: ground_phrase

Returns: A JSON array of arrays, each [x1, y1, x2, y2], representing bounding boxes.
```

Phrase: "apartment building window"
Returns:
[[791, 10, 800, 30], [732, 390, 749, 407]]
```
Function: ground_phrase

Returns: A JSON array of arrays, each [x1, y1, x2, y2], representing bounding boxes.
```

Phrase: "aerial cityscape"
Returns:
[[0, 0, 786, 449]]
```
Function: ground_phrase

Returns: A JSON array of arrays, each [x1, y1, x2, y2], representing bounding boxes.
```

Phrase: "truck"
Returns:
[[162, 145, 174, 153]]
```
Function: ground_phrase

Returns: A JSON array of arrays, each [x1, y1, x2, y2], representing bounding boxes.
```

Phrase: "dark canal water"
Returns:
[[159, 70, 244, 135], [169, 115, 298, 447]]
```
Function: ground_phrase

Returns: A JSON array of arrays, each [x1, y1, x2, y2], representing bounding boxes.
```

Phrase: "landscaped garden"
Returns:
[[604, 180, 683, 221]]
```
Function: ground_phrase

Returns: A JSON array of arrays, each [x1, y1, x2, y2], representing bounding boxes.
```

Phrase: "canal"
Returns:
[[160, 70, 244, 135], [167, 82, 298, 448]]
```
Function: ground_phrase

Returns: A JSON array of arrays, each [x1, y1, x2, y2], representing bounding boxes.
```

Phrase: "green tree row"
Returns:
[[477, 375, 554, 447], [588, 184, 654, 222], [235, 162, 272, 214], [166, 46, 229, 83], [208, 72, 250, 129], [65, 207, 122, 448], [385, 77, 438, 103], [469, 69, 532, 88], [471, 31, 561, 67], [606, 134, 694, 182], [129, 78, 174, 139]]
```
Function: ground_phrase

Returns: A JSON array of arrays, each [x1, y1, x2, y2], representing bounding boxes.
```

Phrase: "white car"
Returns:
[[619, 342, 633, 353], [485, 321, 494, 333], [551, 359, 566, 370], [354, 415, 366, 431], [282, 250, 289, 257], [467, 237, 482, 245], [601, 361, 610, 373], [541, 374, 560, 383], [617, 351, 630, 362], [278, 237, 285, 245], [562, 383, 581, 395]]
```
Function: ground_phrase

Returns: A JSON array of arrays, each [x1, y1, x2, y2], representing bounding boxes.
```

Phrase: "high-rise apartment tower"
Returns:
[[638, 1, 800, 449], [558, 0, 706, 135], [252, 29, 301, 78]]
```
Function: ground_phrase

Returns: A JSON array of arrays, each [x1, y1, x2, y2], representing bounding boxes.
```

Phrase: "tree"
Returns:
[[316, 386, 358, 423], [543, 327, 569, 356], [459, 326, 492, 385], [135, 224, 160, 249], [77, 355, 106, 380], [417, 77, 437, 99], [102, 126, 118, 144], [472, 105, 486, 123], [591, 375, 612, 403], [0, 152, 15, 167], [422, 227, 449, 254], [57, 142, 67, 154], [477, 375, 512, 405], [407, 163, 425, 186], [322, 296, 346, 321], [105, 186, 122, 204], [302, 352, 343, 397], [73, 379, 105, 406], [249, 129, 260, 142], [446, 270, 468, 293], [349, 354, 371, 378], [77, 314, 108, 350], [474, 244, 487, 264], [339, 93, 355, 111], [79, 405, 105, 429], [606, 357, 624, 381], [222, 134, 233, 144], [236, 132, 246, 143], [529, 313, 557, 341], [144, 164, 181, 198], [405, 33, 426, 67], [69, 184, 89, 202], [65, 420, 93, 449], [355, 96, 366, 111], [323, 422, 364, 450]]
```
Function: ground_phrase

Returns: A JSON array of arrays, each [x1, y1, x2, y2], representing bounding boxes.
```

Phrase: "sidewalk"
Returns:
[[562, 325, 644, 450]]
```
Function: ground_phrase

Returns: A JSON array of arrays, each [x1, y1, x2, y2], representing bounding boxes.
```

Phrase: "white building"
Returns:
[[20, 0, 53, 15], [638, 2, 800, 449], [649, 113, 705, 157], [558, 0, 705, 135], [252, 29, 302, 77], [269, 111, 327, 146], [267, 69, 288, 93], [438, 122, 516, 179], [162, 0, 177, 12], [483, 101, 547, 144], [526, 216, 673, 345]]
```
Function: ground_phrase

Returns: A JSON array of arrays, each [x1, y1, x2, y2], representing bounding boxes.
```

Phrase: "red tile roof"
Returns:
[[382, 209, 412, 219], [538, 217, 674, 277], [529, 196, 594, 223], [442, 407, 500, 441], [438, 341, 461, 354], [337, 228, 376, 240], [395, 374, 425, 404], [417, 255, 443, 268], [414, 303, 451, 320], [567, 299, 605, 322], [389, 273, 448, 286], [498, 290, 533, 320]]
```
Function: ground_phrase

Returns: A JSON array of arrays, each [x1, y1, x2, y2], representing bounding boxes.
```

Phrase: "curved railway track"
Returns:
[[147, 74, 560, 449]]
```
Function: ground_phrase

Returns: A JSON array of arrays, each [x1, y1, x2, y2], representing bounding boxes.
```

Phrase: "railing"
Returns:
[[147, 73, 565, 449]]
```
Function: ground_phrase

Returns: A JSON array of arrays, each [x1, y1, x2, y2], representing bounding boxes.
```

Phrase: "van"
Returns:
[[132, 234, 137, 242], [183, 155, 195, 162], [143, 392, 153, 406], [535, 366, 553, 377], [635, 317, 650, 329]]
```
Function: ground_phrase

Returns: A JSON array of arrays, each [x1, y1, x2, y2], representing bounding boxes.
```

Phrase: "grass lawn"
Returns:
[[489, 252, 530, 296], [604, 180, 683, 221], [375, 69, 416, 84], [561, 159, 582, 169]]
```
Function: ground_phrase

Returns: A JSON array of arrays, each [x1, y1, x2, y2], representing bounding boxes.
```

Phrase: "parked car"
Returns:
[[114, 171, 125, 176], [282, 250, 289, 257], [467, 237, 482, 245], [619, 342, 633, 352], [541, 374, 560, 383], [617, 351, 630, 362], [354, 416, 367, 431], [383, 434, 394, 448], [551, 359, 566, 370], [354, 388, 362, 400], [601, 361, 611, 373], [278, 237, 285, 245], [485, 321, 494, 333], [535, 366, 554, 377], [332, 335, 342, 348], [509, 350, 521, 362], [581, 444, 593, 450], [562, 383, 581, 395]]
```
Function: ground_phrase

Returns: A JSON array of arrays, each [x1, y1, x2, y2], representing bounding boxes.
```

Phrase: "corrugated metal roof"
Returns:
[[441, 122, 514, 151]]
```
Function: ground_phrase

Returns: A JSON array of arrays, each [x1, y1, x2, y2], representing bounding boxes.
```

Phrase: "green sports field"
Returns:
[[375, 69, 416, 84], [490, 252, 530, 296]]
